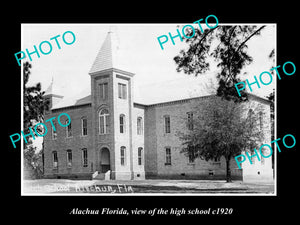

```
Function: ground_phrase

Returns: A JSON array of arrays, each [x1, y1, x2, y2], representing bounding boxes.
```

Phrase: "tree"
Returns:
[[266, 48, 275, 172], [23, 62, 49, 179], [174, 25, 266, 102], [266, 89, 275, 171], [24, 62, 49, 131], [177, 97, 264, 182], [173, 25, 268, 182]]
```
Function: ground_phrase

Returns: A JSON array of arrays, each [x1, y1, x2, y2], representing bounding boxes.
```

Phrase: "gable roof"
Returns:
[[44, 78, 63, 97], [51, 88, 91, 110], [134, 76, 214, 105]]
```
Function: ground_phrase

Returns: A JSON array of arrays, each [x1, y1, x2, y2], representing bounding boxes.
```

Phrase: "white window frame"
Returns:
[[52, 151, 58, 169], [120, 146, 126, 166], [99, 83, 108, 100], [165, 147, 171, 165], [99, 109, 109, 134], [52, 121, 57, 140], [66, 119, 72, 138], [137, 117, 143, 135], [118, 83, 127, 99], [120, 114, 126, 134], [66, 150, 72, 168], [138, 147, 143, 165]]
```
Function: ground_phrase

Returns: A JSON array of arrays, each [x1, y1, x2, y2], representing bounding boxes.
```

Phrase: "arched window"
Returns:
[[120, 114, 126, 133], [99, 109, 110, 134], [138, 147, 143, 165], [81, 117, 87, 136], [137, 117, 143, 135], [120, 146, 126, 166]]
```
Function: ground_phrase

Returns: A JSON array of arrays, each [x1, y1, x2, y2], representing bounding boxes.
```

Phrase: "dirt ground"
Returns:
[[23, 179, 275, 195]]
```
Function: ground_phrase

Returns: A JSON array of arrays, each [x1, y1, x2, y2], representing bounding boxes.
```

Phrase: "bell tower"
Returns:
[[43, 78, 63, 113], [89, 31, 135, 180]]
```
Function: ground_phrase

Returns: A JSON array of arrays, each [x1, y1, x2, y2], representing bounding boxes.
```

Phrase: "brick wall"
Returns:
[[43, 71, 272, 181], [144, 106, 158, 177], [143, 95, 272, 180], [43, 104, 93, 179]]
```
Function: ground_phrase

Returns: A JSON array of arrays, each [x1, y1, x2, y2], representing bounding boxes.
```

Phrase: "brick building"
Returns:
[[43, 31, 273, 181]]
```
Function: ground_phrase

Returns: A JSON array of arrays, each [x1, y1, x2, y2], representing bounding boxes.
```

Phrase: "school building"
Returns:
[[43, 31, 273, 181]]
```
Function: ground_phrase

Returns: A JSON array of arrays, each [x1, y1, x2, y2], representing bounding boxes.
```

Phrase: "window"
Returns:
[[212, 157, 221, 165], [214, 157, 220, 162], [52, 121, 57, 140], [120, 146, 126, 166], [52, 151, 58, 169], [99, 83, 108, 100], [67, 150, 72, 168], [120, 114, 125, 133], [164, 115, 170, 133], [165, 147, 171, 165], [137, 117, 143, 135], [187, 112, 194, 130], [82, 148, 88, 167], [81, 117, 88, 136], [138, 147, 143, 165], [259, 111, 263, 131], [188, 147, 195, 163], [66, 119, 72, 137], [248, 109, 255, 130], [99, 109, 110, 134], [118, 83, 127, 99]]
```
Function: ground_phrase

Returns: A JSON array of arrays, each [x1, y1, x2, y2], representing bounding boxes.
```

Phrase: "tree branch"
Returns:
[[225, 25, 266, 83], [234, 25, 266, 57], [227, 26, 237, 81], [198, 26, 218, 45]]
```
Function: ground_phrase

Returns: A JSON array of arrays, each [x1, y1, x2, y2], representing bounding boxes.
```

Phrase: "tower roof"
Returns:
[[89, 31, 133, 75], [44, 78, 63, 97]]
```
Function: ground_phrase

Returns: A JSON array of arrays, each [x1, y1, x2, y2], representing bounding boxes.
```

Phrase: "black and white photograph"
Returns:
[[4, 11, 298, 222], [20, 23, 276, 195]]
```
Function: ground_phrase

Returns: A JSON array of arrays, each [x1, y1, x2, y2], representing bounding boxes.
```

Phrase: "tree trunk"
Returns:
[[225, 158, 232, 183]]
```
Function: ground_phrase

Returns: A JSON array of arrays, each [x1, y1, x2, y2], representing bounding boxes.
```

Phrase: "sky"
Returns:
[[22, 23, 276, 102], [21, 23, 276, 151]]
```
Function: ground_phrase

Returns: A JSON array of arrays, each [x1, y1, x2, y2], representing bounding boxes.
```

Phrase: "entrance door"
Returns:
[[100, 147, 110, 173]]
